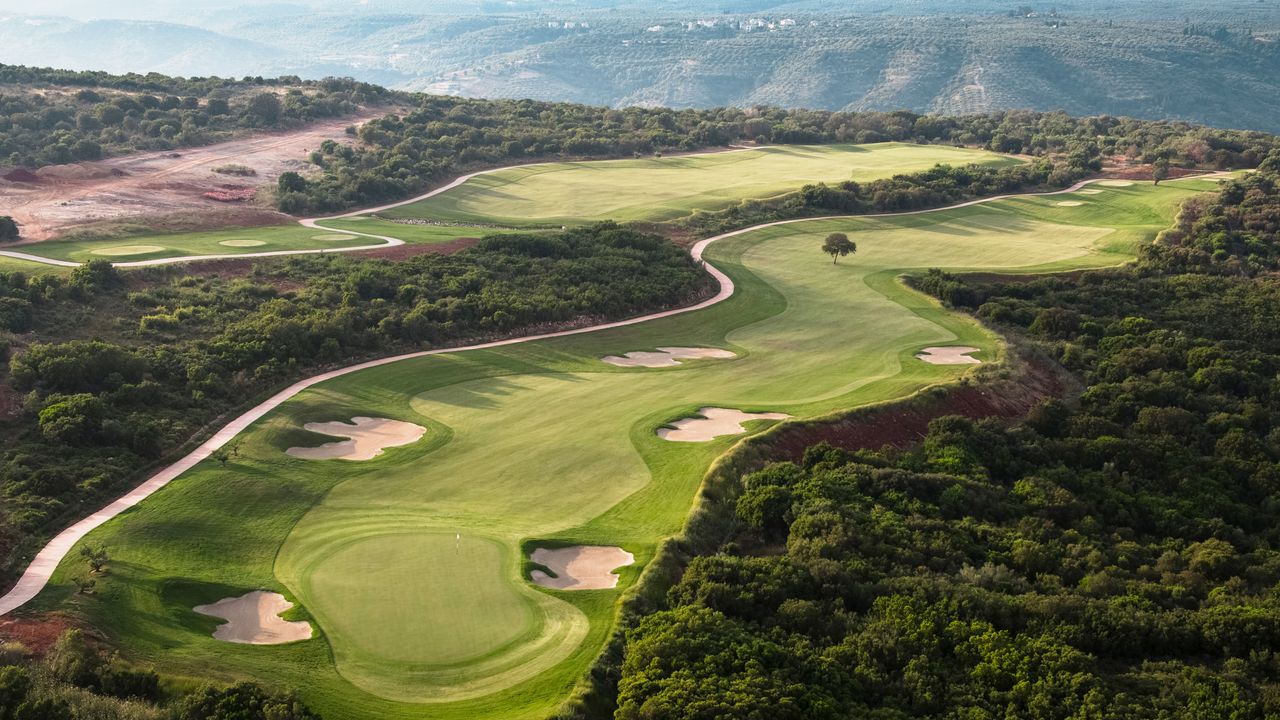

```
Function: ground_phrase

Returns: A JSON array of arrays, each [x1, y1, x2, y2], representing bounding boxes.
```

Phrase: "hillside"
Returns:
[[2, 2, 1280, 132], [405, 16, 1280, 133]]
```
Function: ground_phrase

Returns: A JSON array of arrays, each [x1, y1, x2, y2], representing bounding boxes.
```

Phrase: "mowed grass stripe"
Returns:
[[21, 225, 379, 262], [35, 177, 1208, 719], [381, 142, 1021, 226]]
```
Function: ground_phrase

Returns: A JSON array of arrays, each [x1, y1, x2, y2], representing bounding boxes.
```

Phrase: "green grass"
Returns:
[[15, 225, 381, 263], [379, 142, 1021, 226], [312, 217, 531, 245], [2, 143, 1015, 267], [30, 179, 1211, 719]]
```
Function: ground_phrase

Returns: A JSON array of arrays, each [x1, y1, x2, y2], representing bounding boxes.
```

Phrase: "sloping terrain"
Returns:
[[9, 155, 1215, 718], [0, 114, 378, 241], [5, 5, 1279, 131], [412, 18, 1280, 132]]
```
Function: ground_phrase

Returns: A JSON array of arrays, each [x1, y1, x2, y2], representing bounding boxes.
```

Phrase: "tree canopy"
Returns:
[[821, 232, 856, 263], [612, 162, 1280, 720]]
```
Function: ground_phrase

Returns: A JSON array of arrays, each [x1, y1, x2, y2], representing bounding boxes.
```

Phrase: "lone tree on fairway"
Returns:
[[822, 233, 856, 264], [0, 216, 18, 242]]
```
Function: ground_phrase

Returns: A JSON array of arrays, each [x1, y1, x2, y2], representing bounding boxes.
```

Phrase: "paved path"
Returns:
[[0, 168, 1232, 615]]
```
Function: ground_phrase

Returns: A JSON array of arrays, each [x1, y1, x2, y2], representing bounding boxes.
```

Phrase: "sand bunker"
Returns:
[[89, 245, 166, 256], [602, 346, 736, 368], [218, 239, 267, 247], [657, 407, 791, 442], [1077, 189, 1104, 195], [1098, 180, 1135, 187], [917, 346, 982, 365], [286, 416, 426, 461], [1055, 201, 1084, 207], [193, 591, 312, 644], [311, 233, 358, 241], [529, 546, 634, 590]]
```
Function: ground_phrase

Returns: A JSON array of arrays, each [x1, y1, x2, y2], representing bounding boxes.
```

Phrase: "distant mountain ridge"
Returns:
[[2, 5, 1279, 132]]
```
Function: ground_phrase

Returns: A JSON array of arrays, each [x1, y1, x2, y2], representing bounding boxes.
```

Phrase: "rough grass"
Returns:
[[30, 179, 1210, 719]]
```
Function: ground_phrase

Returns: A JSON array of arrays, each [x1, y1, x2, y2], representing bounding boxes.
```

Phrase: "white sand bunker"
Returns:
[[218, 239, 266, 247], [917, 346, 982, 365], [530, 546, 634, 590], [286, 416, 426, 461], [602, 346, 736, 368], [1055, 201, 1084, 207], [657, 407, 791, 442], [89, 245, 166, 256], [311, 233, 358, 241], [1078, 189, 1104, 195], [1098, 180, 1135, 187], [193, 591, 312, 644]]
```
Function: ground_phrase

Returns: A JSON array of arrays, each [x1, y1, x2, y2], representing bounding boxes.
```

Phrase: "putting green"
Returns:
[[36, 180, 1211, 719], [311, 233, 359, 241], [380, 142, 1020, 226], [89, 244, 167, 256]]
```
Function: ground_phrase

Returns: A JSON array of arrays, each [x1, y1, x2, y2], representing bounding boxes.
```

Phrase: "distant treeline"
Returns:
[[4, 64, 1279, 216], [0, 64, 398, 102], [283, 103, 1280, 215], [0, 223, 710, 591], [0, 65, 394, 168], [606, 158, 1280, 719], [681, 159, 1080, 235]]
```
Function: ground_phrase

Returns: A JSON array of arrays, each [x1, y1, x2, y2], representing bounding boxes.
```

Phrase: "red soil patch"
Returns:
[[2, 168, 40, 183], [203, 187, 257, 203], [0, 614, 76, 656], [0, 111, 384, 241], [1102, 165, 1202, 181], [764, 350, 1068, 460], [361, 236, 478, 260]]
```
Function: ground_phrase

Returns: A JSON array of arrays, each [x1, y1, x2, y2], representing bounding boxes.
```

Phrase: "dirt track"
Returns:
[[0, 113, 382, 241]]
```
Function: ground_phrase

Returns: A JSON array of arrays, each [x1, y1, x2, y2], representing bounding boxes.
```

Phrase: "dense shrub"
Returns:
[[0, 65, 391, 168], [612, 163, 1280, 718]]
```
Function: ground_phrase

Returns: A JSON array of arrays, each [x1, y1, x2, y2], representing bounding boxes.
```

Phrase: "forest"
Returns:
[[609, 160, 1280, 718], [0, 67, 394, 168], [5, 62, 1280, 218], [285, 104, 1280, 213], [0, 224, 710, 591], [680, 158, 1081, 236]]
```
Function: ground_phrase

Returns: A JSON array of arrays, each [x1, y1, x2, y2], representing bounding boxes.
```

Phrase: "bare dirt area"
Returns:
[[0, 113, 382, 241], [1100, 162, 1203, 182], [361, 236, 481, 260], [0, 613, 77, 655], [763, 347, 1070, 460]]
